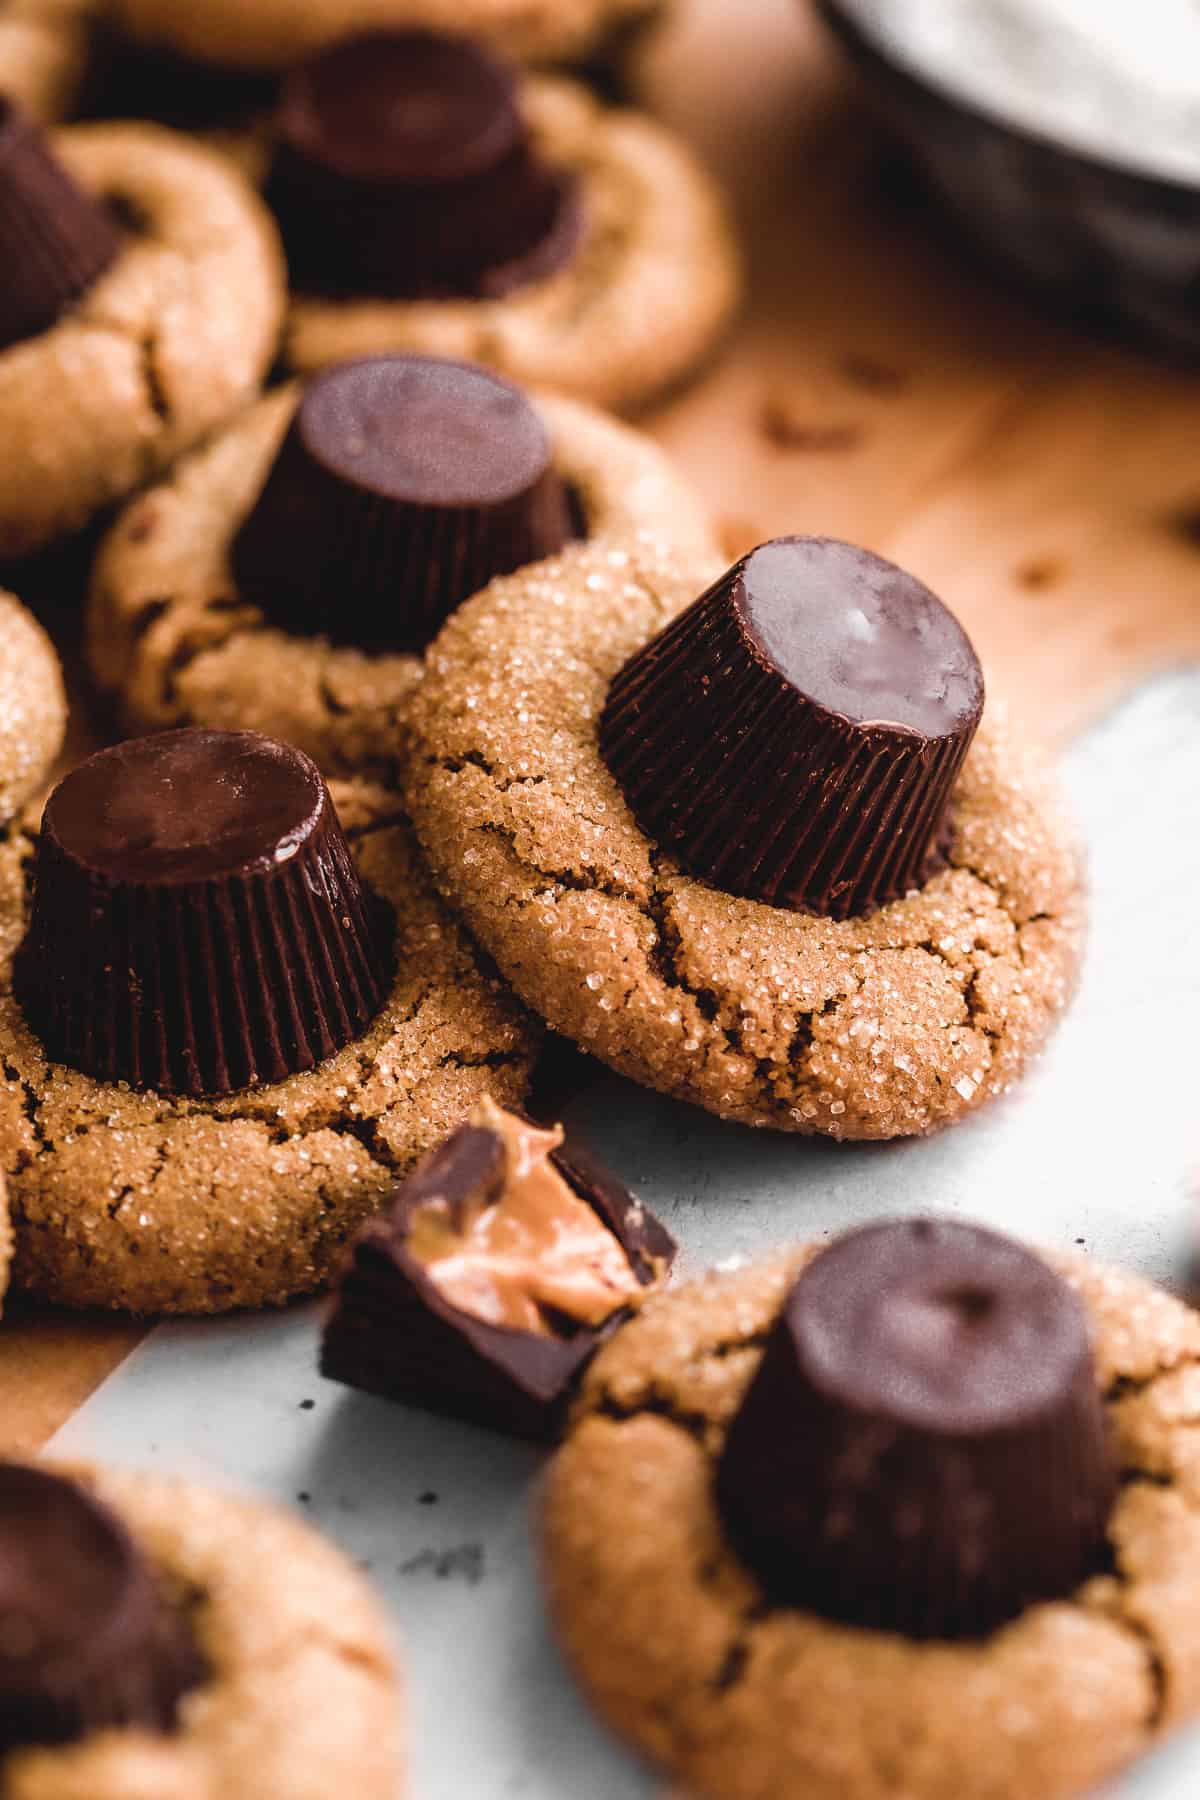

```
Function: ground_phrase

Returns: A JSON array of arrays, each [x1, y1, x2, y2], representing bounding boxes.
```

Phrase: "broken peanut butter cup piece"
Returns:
[[15, 728, 390, 1097], [266, 30, 583, 300], [231, 354, 577, 653], [0, 98, 121, 354], [321, 1097, 675, 1440], [716, 1219, 1116, 1640], [0, 1462, 203, 1755], [599, 537, 985, 918]]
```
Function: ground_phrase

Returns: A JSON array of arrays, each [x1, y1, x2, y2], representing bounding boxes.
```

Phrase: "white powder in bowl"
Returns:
[[834, 0, 1200, 187]]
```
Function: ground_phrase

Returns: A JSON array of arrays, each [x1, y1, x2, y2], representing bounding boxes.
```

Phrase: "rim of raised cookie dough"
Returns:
[[0, 121, 284, 562], [402, 536, 1086, 1140], [5, 1461, 403, 1799], [109, 0, 664, 70], [0, 0, 99, 123], [0, 591, 66, 825], [0, 777, 540, 1314], [85, 378, 719, 778], [543, 1245, 1200, 1800], [275, 75, 741, 416]]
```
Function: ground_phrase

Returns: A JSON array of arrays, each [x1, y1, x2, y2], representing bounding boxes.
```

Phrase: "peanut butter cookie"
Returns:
[[88, 366, 716, 778], [543, 1233, 1200, 1800], [403, 537, 1085, 1140], [0, 748, 539, 1314], [4, 1459, 404, 1798]]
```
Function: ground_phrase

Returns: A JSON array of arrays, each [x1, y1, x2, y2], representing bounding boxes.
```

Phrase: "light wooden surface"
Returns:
[[3, 0, 1199, 1452]]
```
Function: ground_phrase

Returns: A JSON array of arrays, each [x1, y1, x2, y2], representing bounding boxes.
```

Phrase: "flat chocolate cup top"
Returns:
[[736, 538, 983, 738], [716, 1218, 1116, 1638], [43, 729, 326, 885], [300, 356, 553, 509], [279, 31, 522, 186], [792, 1218, 1093, 1435]]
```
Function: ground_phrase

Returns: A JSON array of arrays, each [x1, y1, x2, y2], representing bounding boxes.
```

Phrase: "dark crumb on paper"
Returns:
[[296, 1491, 312, 1505], [298, 1398, 316, 1411], [840, 352, 908, 393], [719, 516, 765, 563], [759, 401, 864, 453], [1015, 555, 1064, 591], [399, 1544, 486, 1586], [1075, 1238, 1086, 1246], [418, 1491, 439, 1507]]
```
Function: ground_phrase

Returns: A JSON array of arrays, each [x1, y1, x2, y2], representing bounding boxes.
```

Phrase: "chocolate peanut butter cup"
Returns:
[[322, 1098, 675, 1440], [266, 30, 582, 301], [716, 1219, 1116, 1639], [599, 537, 985, 918], [0, 98, 121, 354], [231, 355, 577, 652], [14, 728, 390, 1097], [0, 1462, 202, 1754]]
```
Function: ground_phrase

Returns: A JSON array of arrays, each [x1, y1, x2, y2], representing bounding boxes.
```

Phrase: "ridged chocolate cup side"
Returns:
[[231, 355, 577, 653], [715, 1219, 1117, 1640], [266, 31, 583, 301], [14, 729, 390, 1097], [600, 537, 984, 919], [0, 98, 121, 353], [0, 1462, 204, 1754], [321, 1120, 675, 1442]]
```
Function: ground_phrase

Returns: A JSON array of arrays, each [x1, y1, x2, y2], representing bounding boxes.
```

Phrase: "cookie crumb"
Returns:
[[839, 353, 908, 393], [399, 1544, 485, 1585], [1016, 555, 1064, 591], [418, 1491, 439, 1506], [759, 401, 863, 453], [298, 1398, 315, 1411]]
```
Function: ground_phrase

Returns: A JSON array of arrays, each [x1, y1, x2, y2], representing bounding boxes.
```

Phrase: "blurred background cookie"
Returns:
[[87, 354, 718, 777]]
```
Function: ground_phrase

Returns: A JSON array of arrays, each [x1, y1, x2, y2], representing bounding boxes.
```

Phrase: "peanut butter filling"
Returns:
[[408, 1098, 642, 1336]]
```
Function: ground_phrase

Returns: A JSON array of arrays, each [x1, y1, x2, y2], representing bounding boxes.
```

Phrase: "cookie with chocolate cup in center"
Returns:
[[87, 353, 717, 779], [237, 30, 738, 412], [403, 535, 1085, 1140], [109, 0, 666, 72], [322, 1094, 675, 1439], [542, 1222, 1200, 1799], [0, 106, 283, 562], [2, 1459, 404, 1798], [0, 729, 539, 1314]]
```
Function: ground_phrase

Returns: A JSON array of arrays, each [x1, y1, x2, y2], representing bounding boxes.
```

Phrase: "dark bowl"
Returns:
[[817, 0, 1200, 361]]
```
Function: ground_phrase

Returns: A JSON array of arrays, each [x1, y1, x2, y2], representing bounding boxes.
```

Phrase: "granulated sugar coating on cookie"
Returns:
[[542, 1245, 1200, 1800], [404, 537, 1085, 1139], [0, 779, 540, 1313], [4, 1461, 404, 1798], [87, 381, 717, 778], [110, 0, 664, 72], [0, 590, 65, 823]]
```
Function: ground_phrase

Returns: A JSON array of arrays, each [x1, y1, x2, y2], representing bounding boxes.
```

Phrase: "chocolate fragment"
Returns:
[[0, 98, 121, 353], [321, 1101, 675, 1441], [266, 30, 583, 301], [231, 355, 577, 653], [14, 728, 390, 1097], [599, 537, 985, 919], [716, 1219, 1116, 1639], [0, 1462, 203, 1754]]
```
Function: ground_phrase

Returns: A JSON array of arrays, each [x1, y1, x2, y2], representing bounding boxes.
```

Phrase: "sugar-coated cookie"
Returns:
[[0, 745, 539, 1314], [0, 117, 284, 560], [543, 1234, 1200, 1800], [403, 538, 1084, 1139], [4, 1460, 404, 1798]]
